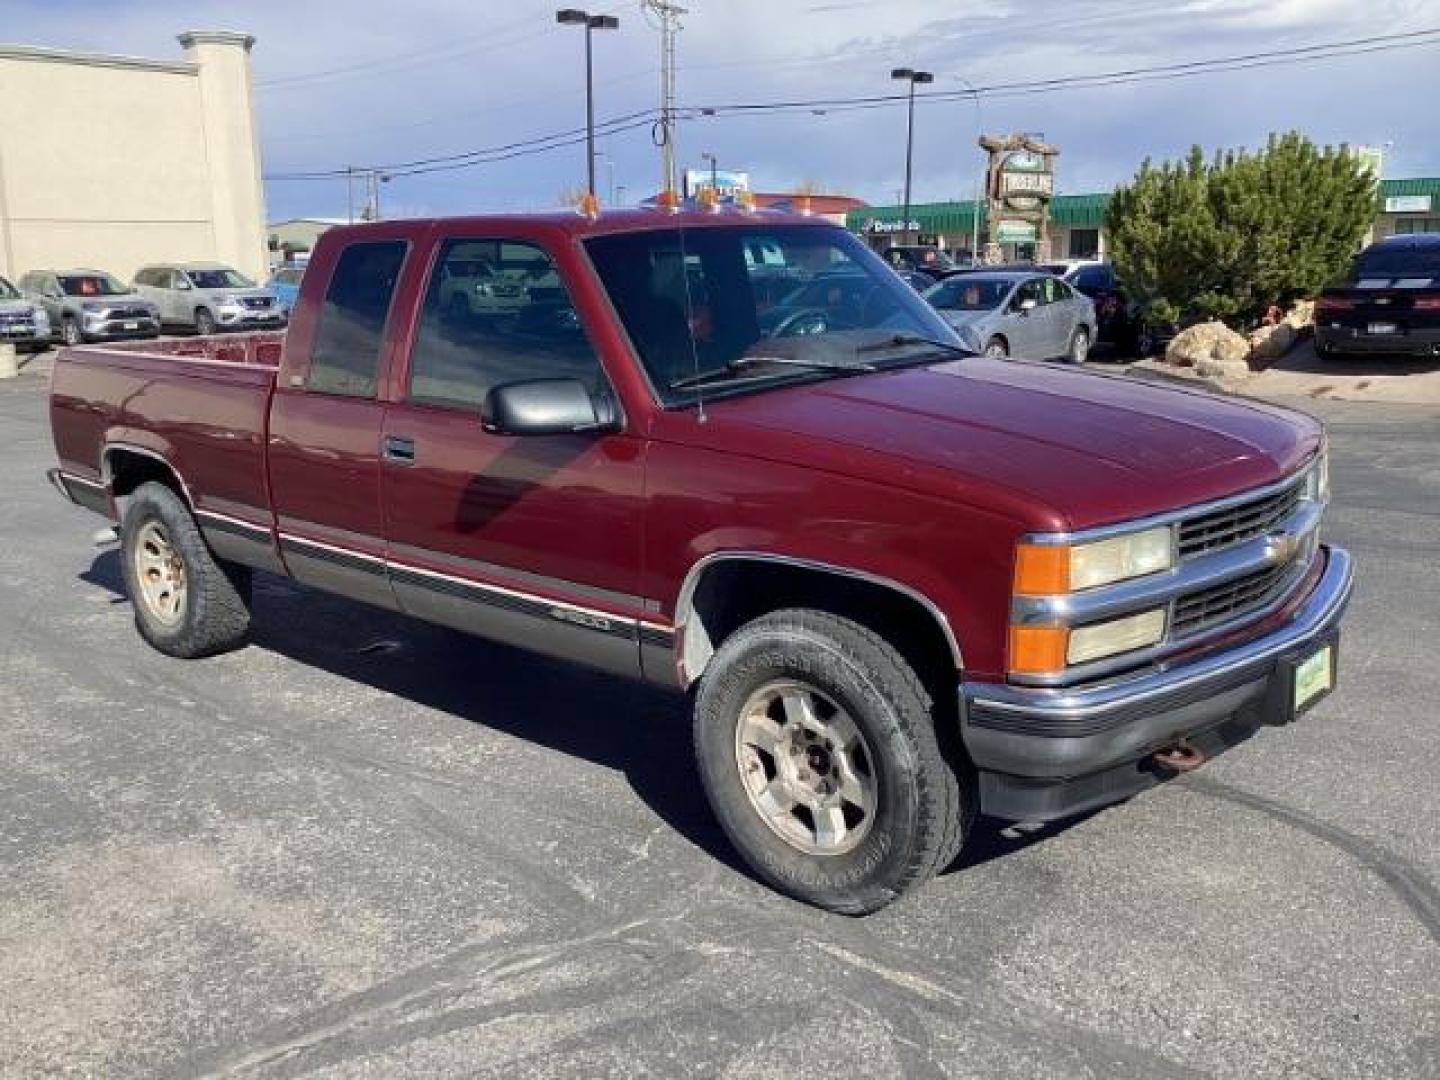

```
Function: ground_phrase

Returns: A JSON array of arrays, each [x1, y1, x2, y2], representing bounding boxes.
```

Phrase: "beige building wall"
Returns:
[[0, 31, 267, 283]]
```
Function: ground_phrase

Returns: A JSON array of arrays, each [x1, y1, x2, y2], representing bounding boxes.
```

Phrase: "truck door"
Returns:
[[268, 226, 427, 610], [378, 231, 649, 678]]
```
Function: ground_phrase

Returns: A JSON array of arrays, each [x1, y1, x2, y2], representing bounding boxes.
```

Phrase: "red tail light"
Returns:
[[1415, 296, 1440, 311], [1316, 296, 1355, 311]]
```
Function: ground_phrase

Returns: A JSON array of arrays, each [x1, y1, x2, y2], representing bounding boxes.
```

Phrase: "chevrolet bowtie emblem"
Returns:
[[1263, 530, 1301, 565]]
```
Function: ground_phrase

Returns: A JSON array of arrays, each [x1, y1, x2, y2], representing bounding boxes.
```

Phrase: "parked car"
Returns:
[[46, 210, 1350, 914], [923, 271, 1096, 362], [0, 273, 53, 350], [265, 266, 305, 313], [1315, 233, 1440, 360], [20, 269, 159, 346], [133, 263, 286, 335], [1058, 261, 1141, 352]]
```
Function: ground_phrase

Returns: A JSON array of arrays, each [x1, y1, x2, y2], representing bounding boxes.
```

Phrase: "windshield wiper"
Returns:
[[855, 333, 971, 358], [668, 354, 876, 392]]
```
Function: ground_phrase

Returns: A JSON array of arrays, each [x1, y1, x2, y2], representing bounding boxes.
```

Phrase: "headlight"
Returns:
[[1067, 609, 1167, 665], [1302, 448, 1329, 503], [1013, 525, 1174, 595]]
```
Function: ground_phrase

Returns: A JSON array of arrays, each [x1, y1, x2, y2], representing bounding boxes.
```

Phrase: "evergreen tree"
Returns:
[[1105, 132, 1375, 328]]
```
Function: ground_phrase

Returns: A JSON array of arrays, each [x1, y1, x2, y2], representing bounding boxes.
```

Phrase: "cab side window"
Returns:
[[407, 238, 604, 411], [307, 240, 407, 398]]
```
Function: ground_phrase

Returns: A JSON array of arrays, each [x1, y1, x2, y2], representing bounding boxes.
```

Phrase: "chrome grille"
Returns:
[[241, 296, 272, 309], [1178, 481, 1302, 558], [106, 306, 152, 320], [1172, 561, 1295, 638]]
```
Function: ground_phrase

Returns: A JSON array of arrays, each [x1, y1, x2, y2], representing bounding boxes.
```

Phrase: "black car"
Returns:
[[1315, 234, 1440, 360], [1059, 262, 1141, 352]]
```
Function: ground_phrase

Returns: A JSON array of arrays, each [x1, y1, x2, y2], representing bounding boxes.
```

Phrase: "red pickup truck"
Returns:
[[48, 209, 1353, 913]]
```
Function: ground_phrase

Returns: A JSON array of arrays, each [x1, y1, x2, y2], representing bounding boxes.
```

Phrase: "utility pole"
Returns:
[[642, 0, 686, 195]]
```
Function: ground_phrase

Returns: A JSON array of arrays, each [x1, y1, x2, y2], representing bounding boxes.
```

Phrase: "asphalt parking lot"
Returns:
[[1, 368, 1437, 1079]]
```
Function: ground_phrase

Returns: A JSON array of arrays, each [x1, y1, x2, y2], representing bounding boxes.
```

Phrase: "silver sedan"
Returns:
[[922, 271, 1096, 362]]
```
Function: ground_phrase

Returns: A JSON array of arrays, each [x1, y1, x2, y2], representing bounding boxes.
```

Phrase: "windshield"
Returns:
[[585, 224, 958, 404], [59, 272, 129, 297], [0, 276, 18, 300], [1347, 246, 1440, 285], [187, 268, 253, 290], [924, 277, 1013, 312]]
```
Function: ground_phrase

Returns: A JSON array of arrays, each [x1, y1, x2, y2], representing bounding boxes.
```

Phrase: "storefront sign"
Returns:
[[684, 168, 750, 197], [865, 218, 921, 234], [995, 219, 1037, 242], [1001, 171, 1054, 197], [1385, 195, 1433, 213]]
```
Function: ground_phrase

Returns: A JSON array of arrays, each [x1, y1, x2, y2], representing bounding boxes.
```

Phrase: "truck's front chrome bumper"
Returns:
[[961, 545, 1354, 821]]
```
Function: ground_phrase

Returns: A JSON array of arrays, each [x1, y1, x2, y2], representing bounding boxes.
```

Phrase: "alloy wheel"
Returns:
[[734, 679, 878, 855], [132, 521, 187, 625]]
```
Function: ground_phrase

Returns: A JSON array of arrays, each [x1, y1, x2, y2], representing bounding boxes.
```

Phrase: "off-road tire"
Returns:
[[120, 481, 251, 658], [694, 608, 973, 914]]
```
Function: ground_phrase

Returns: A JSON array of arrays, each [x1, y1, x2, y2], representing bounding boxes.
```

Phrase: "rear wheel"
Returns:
[[693, 609, 972, 914], [120, 482, 251, 658], [194, 307, 216, 336], [984, 337, 1008, 359]]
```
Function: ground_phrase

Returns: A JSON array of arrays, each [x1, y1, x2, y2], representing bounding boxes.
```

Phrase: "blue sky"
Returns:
[[9, 0, 1439, 221]]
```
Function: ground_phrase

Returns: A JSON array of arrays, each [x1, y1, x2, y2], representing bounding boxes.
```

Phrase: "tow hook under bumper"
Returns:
[[1152, 742, 1208, 774]]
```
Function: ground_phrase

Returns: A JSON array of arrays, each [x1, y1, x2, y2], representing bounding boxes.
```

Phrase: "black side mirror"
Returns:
[[482, 378, 619, 436]]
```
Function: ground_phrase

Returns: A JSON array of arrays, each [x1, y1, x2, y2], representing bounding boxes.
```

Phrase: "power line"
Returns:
[[684, 26, 1440, 116], [264, 110, 659, 180]]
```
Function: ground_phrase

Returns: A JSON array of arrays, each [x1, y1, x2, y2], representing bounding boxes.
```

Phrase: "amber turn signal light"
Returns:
[[1013, 543, 1070, 595], [1007, 624, 1069, 676]]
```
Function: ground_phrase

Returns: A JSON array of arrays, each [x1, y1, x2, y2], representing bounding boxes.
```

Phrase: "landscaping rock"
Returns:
[[1283, 299, 1315, 330], [1249, 321, 1298, 360], [1166, 320, 1251, 373]]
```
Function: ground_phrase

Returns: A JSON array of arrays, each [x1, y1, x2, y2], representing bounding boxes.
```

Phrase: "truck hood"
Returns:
[[700, 357, 1320, 531]]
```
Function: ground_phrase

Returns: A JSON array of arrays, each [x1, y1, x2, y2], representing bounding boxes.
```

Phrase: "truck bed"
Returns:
[[49, 332, 285, 530]]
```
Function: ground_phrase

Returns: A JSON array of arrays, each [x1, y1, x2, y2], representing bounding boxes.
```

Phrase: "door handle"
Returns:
[[382, 435, 415, 464]]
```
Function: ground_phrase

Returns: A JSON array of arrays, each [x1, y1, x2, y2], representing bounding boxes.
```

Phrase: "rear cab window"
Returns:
[[306, 240, 408, 397]]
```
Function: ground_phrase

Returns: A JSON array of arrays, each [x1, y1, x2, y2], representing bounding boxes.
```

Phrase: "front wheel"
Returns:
[[194, 307, 216, 336], [984, 337, 1009, 359], [1066, 328, 1090, 364], [693, 609, 972, 914], [61, 317, 83, 347], [120, 482, 251, 658]]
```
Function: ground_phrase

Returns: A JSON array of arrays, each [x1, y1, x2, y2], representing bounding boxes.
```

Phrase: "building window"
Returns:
[[1068, 228, 1100, 259], [1395, 217, 1440, 235]]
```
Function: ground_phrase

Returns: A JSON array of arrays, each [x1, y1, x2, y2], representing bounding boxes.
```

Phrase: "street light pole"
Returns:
[[701, 151, 718, 191], [557, 9, 620, 198], [956, 76, 985, 264], [891, 68, 933, 247]]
